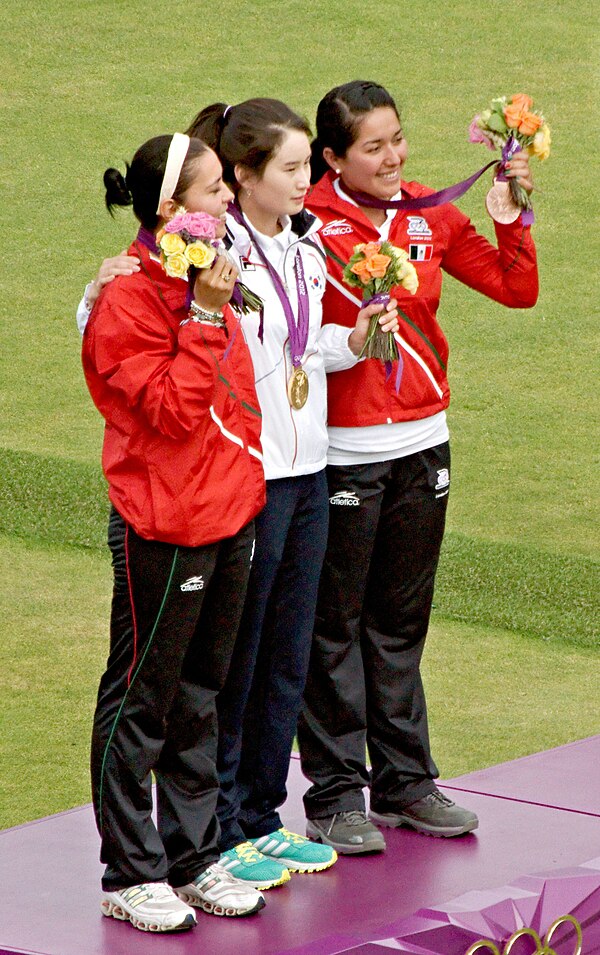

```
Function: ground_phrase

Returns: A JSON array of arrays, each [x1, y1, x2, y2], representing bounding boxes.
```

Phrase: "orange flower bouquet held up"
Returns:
[[342, 241, 418, 363], [469, 93, 550, 215]]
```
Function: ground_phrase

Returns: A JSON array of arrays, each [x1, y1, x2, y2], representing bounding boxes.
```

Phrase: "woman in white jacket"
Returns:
[[78, 97, 398, 893]]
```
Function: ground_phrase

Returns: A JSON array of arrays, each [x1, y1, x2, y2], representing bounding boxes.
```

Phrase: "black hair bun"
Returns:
[[104, 165, 132, 215]]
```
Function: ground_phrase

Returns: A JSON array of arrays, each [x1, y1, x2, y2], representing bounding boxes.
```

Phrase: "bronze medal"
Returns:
[[485, 179, 521, 224], [287, 366, 309, 410]]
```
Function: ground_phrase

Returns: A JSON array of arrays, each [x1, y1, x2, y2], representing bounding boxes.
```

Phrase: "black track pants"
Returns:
[[217, 470, 329, 849], [298, 444, 450, 819], [91, 510, 255, 890]]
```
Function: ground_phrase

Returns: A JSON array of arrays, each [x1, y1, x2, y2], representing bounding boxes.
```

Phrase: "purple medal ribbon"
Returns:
[[228, 202, 310, 365], [342, 161, 497, 211], [136, 225, 159, 254], [340, 136, 533, 223]]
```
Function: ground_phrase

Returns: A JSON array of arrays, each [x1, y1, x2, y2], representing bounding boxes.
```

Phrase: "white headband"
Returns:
[[156, 132, 191, 214]]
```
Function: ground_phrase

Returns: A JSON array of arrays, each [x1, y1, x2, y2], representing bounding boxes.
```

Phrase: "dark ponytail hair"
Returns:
[[187, 98, 311, 188], [310, 81, 400, 183], [103, 134, 209, 230]]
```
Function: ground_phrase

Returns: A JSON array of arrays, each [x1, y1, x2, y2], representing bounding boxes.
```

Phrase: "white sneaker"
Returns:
[[175, 862, 265, 916], [101, 882, 197, 932]]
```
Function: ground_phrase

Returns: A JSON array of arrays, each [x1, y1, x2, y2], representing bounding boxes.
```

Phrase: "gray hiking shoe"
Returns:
[[370, 790, 478, 838], [306, 810, 387, 855]]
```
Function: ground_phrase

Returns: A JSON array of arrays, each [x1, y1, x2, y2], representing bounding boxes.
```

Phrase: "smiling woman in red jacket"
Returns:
[[82, 133, 266, 933], [298, 81, 538, 855]]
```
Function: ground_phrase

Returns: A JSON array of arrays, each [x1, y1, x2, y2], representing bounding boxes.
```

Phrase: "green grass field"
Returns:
[[1, 0, 598, 829]]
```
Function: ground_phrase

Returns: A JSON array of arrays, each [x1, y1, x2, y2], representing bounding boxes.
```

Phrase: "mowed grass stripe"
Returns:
[[1, 532, 598, 830], [2, 447, 597, 649]]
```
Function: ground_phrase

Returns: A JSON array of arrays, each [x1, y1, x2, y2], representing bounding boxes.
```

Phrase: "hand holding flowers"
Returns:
[[469, 93, 550, 213], [343, 241, 418, 363], [156, 210, 220, 279], [157, 208, 263, 317]]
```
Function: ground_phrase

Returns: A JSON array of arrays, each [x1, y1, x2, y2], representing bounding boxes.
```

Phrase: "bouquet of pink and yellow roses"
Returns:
[[156, 209, 262, 316], [156, 211, 219, 279]]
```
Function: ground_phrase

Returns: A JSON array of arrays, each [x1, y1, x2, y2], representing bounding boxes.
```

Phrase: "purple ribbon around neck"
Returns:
[[340, 136, 534, 224], [228, 202, 310, 365], [136, 226, 159, 253]]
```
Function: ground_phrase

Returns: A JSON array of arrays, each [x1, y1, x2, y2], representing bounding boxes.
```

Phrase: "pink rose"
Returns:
[[468, 116, 496, 152], [165, 211, 221, 239]]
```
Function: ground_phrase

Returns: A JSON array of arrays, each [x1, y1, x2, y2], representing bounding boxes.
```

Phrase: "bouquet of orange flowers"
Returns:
[[469, 93, 550, 211], [343, 241, 418, 362]]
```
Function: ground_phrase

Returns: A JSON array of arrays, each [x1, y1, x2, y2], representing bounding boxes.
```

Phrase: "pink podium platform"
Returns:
[[1, 736, 599, 955]]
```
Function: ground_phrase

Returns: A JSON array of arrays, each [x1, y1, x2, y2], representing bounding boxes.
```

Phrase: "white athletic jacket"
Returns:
[[223, 210, 359, 479]]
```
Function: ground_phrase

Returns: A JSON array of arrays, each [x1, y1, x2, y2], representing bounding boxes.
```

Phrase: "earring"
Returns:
[[335, 169, 341, 174], [246, 188, 253, 198]]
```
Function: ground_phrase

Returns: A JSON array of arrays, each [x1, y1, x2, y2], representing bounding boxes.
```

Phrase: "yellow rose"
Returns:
[[400, 262, 419, 295], [163, 252, 189, 278], [159, 232, 187, 255], [185, 241, 217, 268], [391, 246, 410, 266], [528, 123, 551, 162]]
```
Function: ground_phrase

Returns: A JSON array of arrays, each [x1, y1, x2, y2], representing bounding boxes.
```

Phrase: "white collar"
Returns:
[[226, 210, 294, 254]]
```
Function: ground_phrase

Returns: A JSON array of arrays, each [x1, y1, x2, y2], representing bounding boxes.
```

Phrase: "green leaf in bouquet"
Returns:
[[486, 111, 509, 133]]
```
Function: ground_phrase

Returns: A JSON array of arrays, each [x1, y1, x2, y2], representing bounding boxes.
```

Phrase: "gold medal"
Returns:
[[287, 366, 309, 410], [485, 179, 521, 224]]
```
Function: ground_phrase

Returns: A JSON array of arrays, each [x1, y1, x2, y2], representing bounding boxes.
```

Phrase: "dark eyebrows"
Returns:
[[362, 129, 403, 147], [283, 154, 312, 169]]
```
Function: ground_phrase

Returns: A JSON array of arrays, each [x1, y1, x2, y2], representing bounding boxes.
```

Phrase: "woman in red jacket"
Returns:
[[298, 81, 538, 854], [83, 133, 266, 932]]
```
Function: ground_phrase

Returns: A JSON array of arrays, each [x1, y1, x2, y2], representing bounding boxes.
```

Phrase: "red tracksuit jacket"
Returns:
[[306, 172, 539, 427], [82, 241, 265, 546]]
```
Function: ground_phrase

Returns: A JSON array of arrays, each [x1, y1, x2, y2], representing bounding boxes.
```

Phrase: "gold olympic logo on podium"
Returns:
[[464, 915, 582, 955]]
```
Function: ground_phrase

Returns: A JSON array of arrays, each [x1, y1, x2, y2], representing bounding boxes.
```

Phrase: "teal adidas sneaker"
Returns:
[[220, 842, 290, 890], [250, 827, 337, 873]]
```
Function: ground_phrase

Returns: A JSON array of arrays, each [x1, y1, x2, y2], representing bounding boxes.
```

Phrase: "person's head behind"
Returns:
[[103, 134, 232, 233], [188, 98, 311, 187], [311, 81, 406, 198]]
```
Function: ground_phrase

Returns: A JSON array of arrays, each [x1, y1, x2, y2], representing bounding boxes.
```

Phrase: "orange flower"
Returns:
[[503, 102, 525, 129], [350, 259, 375, 284], [350, 253, 392, 283], [365, 254, 392, 278], [518, 111, 543, 136], [510, 93, 534, 111], [362, 241, 382, 257]]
